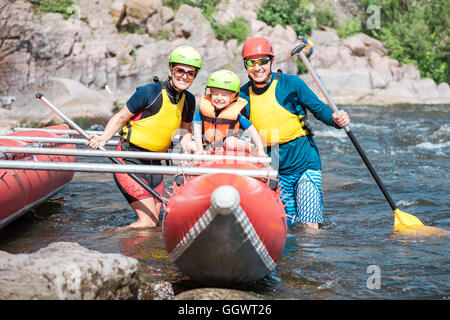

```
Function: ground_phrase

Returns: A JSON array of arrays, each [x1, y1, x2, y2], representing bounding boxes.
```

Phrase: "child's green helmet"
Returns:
[[206, 70, 241, 93], [169, 46, 202, 69]]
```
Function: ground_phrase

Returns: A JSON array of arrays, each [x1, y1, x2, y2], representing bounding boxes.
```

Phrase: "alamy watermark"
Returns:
[[366, 265, 381, 289], [366, 5, 381, 30]]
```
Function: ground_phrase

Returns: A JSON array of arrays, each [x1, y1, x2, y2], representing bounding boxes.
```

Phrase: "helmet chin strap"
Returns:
[[166, 75, 183, 104]]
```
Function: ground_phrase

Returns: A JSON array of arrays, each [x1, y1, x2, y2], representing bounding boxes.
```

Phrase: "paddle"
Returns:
[[36, 93, 166, 209], [291, 44, 424, 232]]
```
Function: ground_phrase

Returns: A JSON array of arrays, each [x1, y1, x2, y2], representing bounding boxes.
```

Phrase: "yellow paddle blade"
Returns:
[[394, 208, 424, 231], [394, 209, 449, 237]]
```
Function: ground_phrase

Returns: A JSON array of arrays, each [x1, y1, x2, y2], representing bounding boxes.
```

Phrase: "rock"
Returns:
[[139, 280, 174, 300], [110, 0, 127, 26], [2, 77, 115, 127], [161, 6, 175, 24], [411, 78, 440, 100], [213, 0, 263, 25], [173, 288, 263, 300], [310, 30, 341, 47], [126, 0, 162, 23], [437, 82, 450, 98], [369, 71, 389, 90], [399, 64, 421, 81], [0, 242, 139, 300], [343, 35, 366, 56], [172, 4, 215, 47]]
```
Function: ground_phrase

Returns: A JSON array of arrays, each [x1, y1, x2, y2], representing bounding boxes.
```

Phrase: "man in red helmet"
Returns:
[[240, 37, 350, 229]]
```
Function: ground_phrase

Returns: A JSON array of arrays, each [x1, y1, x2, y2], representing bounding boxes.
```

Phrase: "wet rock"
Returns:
[[173, 288, 263, 300], [139, 280, 174, 300], [0, 242, 139, 300]]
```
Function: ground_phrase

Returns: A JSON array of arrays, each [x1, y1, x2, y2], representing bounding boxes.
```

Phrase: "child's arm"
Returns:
[[246, 125, 267, 157], [193, 122, 204, 154]]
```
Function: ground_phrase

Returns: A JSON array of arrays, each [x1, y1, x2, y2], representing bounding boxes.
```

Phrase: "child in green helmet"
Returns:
[[193, 69, 266, 157]]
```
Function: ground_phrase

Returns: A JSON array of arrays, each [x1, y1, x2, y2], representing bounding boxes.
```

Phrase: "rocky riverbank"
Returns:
[[1, 0, 449, 133], [0, 241, 264, 300]]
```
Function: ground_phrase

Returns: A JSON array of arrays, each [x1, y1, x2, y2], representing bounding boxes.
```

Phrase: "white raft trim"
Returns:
[[167, 185, 276, 272]]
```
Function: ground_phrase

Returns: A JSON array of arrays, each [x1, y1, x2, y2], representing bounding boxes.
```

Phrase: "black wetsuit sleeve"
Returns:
[[126, 83, 161, 114], [182, 91, 196, 122]]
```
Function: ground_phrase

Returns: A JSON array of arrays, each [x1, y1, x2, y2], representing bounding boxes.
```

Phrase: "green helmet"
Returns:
[[206, 70, 241, 93], [169, 46, 202, 69]]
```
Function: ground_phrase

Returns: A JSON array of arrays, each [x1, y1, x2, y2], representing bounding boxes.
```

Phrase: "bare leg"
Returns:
[[127, 198, 162, 229], [302, 222, 319, 229]]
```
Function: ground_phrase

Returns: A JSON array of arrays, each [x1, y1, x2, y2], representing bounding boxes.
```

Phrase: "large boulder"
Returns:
[[0, 242, 139, 300]]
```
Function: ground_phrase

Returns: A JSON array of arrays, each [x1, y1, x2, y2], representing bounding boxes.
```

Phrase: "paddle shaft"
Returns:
[[0, 160, 278, 179], [293, 47, 398, 211], [13, 127, 119, 136], [36, 93, 165, 204], [0, 135, 119, 146], [0, 146, 272, 164]]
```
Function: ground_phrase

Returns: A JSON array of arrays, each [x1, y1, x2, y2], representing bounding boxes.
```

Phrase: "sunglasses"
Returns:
[[173, 67, 197, 80], [245, 57, 271, 67]]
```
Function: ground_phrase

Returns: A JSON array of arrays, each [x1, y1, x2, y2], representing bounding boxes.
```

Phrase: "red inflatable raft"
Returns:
[[163, 150, 287, 286], [0, 124, 75, 228]]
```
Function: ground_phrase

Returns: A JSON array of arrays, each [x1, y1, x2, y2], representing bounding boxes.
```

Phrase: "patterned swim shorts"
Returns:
[[278, 169, 323, 226]]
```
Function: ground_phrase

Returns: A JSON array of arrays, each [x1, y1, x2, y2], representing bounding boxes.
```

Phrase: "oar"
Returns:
[[36, 93, 166, 207], [291, 44, 424, 232]]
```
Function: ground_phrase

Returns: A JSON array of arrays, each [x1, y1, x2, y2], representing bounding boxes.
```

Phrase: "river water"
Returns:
[[0, 105, 448, 299]]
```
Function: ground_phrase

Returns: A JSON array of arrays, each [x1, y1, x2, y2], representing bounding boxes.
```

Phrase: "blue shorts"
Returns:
[[278, 170, 323, 226]]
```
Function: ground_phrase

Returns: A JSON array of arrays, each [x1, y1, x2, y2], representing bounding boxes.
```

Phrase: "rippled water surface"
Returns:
[[1, 105, 449, 299]]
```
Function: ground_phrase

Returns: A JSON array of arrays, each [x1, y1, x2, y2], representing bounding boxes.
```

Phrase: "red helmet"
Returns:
[[242, 37, 274, 59]]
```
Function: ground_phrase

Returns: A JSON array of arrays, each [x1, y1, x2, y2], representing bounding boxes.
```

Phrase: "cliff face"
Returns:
[[0, 0, 449, 130]]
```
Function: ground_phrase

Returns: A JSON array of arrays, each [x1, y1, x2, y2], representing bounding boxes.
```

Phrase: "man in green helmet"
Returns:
[[86, 45, 202, 229], [193, 69, 266, 156]]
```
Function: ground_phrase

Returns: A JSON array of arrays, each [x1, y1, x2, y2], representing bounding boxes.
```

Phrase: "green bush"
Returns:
[[213, 17, 251, 45], [314, 6, 338, 29], [30, 0, 76, 19], [337, 17, 362, 39], [257, 0, 313, 36]]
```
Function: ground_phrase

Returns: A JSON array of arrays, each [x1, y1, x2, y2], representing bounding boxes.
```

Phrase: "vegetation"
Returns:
[[337, 17, 362, 39], [359, 0, 449, 84], [28, 0, 76, 19], [256, 0, 313, 36], [257, 0, 449, 84], [314, 6, 338, 30], [213, 17, 251, 44]]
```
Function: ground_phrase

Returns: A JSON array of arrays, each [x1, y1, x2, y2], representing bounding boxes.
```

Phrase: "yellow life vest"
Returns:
[[199, 95, 247, 144], [249, 73, 309, 147], [121, 87, 185, 152]]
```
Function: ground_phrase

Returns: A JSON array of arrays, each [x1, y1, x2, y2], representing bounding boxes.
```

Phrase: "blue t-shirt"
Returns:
[[240, 72, 340, 175], [193, 109, 252, 130]]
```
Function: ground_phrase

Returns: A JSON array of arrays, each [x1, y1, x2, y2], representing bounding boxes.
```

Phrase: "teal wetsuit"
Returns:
[[240, 71, 341, 225]]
